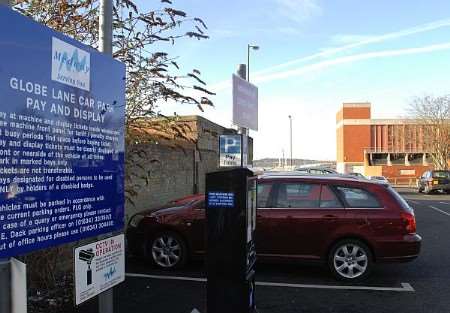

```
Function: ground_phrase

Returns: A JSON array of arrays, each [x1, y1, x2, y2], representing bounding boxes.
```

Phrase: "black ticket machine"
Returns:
[[206, 167, 257, 313]]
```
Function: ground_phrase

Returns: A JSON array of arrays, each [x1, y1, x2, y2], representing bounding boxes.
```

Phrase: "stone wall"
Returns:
[[125, 116, 245, 222]]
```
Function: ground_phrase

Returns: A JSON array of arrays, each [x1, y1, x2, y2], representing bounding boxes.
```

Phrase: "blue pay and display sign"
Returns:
[[0, 7, 125, 258], [207, 192, 235, 208], [219, 135, 242, 167]]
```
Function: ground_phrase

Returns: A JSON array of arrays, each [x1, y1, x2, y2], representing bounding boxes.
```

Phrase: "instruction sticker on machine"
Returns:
[[208, 192, 235, 208], [74, 234, 125, 305]]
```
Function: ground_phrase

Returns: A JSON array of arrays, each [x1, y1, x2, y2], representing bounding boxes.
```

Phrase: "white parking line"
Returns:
[[440, 202, 450, 205], [408, 200, 420, 205], [126, 273, 414, 292], [429, 206, 450, 217]]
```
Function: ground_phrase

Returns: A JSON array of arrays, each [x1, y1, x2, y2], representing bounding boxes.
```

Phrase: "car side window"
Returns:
[[275, 183, 321, 208], [320, 185, 343, 208], [335, 186, 381, 208], [257, 183, 273, 208]]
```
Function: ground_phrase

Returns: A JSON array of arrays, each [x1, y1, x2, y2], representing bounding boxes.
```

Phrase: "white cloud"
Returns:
[[276, 0, 322, 23]]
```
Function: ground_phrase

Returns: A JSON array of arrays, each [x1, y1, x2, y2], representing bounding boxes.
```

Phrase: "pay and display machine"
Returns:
[[206, 168, 257, 313]]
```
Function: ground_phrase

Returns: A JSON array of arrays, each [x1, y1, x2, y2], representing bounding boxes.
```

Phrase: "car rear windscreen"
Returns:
[[432, 171, 450, 178]]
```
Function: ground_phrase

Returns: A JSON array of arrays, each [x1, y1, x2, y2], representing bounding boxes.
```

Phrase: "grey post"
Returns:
[[0, 4, 12, 313], [98, 1, 114, 313], [0, 259, 11, 313], [247, 44, 259, 83]]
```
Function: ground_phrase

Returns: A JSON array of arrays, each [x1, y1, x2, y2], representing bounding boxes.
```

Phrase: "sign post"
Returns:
[[0, 4, 126, 309]]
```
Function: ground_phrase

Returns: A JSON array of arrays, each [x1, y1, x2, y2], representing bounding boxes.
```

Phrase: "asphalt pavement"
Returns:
[[112, 188, 450, 313]]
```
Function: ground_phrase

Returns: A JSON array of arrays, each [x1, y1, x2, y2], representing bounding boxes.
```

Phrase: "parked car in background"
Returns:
[[127, 175, 421, 281], [369, 176, 390, 184], [294, 167, 338, 175], [418, 170, 450, 194]]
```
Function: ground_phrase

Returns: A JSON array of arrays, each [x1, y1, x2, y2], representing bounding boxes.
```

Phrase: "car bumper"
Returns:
[[429, 184, 450, 191], [376, 234, 422, 263]]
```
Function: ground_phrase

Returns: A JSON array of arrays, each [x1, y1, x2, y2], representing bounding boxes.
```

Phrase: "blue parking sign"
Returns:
[[0, 7, 125, 257]]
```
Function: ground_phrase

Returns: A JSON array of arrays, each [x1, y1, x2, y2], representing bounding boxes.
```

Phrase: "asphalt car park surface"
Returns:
[[113, 188, 450, 313]]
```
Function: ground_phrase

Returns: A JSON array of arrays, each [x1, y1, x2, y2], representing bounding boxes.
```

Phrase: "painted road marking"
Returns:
[[126, 273, 414, 292], [440, 202, 450, 205], [429, 206, 450, 217], [409, 200, 420, 205]]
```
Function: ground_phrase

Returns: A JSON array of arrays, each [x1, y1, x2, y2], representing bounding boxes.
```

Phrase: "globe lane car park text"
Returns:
[[9, 77, 113, 123]]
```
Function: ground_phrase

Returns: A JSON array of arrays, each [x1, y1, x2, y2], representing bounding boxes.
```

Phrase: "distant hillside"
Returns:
[[253, 158, 336, 169]]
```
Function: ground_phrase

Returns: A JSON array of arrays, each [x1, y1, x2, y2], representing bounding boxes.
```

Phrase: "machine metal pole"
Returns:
[[98, 1, 114, 312]]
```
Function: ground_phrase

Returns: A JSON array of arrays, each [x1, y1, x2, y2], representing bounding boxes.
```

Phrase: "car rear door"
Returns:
[[334, 185, 386, 242], [256, 180, 346, 260]]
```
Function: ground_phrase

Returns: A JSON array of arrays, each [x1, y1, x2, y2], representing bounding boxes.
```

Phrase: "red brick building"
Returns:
[[336, 103, 433, 183]]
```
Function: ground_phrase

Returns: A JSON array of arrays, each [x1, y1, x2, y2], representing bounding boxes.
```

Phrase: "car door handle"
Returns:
[[323, 214, 338, 220]]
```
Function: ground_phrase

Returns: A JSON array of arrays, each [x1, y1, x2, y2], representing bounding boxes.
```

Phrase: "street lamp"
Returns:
[[247, 44, 259, 82], [288, 115, 293, 168]]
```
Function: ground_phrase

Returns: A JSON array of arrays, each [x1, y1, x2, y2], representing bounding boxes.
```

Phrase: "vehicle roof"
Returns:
[[258, 172, 382, 185]]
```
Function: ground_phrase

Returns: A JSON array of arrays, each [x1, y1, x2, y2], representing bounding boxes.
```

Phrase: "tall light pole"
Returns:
[[247, 44, 259, 82], [288, 115, 293, 168]]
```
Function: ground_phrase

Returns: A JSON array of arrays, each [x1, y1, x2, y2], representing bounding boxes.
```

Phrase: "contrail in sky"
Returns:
[[209, 18, 450, 92]]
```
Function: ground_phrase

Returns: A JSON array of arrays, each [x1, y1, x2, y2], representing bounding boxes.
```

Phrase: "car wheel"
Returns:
[[328, 239, 372, 282], [417, 186, 423, 193], [147, 231, 187, 269]]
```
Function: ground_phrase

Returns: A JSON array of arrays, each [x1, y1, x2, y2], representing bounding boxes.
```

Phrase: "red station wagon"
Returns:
[[127, 174, 421, 281]]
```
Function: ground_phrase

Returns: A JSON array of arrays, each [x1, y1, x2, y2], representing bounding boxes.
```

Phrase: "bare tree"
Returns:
[[13, 0, 215, 204], [409, 95, 450, 170]]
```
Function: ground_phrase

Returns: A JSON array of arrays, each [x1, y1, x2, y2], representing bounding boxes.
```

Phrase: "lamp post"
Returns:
[[247, 44, 259, 82], [288, 115, 293, 168]]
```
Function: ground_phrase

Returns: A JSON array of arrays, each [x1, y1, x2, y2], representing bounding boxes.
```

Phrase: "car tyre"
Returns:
[[146, 231, 187, 269], [328, 239, 373, 282]]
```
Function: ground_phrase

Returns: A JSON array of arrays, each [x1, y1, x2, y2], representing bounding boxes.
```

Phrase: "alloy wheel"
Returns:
[[151, 235, 182, 268], [333, 243, 368, 279]]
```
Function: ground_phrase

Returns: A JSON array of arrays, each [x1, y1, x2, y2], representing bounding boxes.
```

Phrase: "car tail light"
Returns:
[[401, 212, 416, 234]]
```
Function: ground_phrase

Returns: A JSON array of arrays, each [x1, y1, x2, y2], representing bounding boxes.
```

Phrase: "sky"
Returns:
[[136, 0, 450, 161]]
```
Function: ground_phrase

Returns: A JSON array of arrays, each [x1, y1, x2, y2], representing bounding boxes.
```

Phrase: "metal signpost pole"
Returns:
[[98, 1, 114, 313], [0, 3, 12, 313], [0, 259, 11, 313]]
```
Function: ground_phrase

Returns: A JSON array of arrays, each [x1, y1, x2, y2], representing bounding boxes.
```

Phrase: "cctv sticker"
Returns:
[[74, 234, 125, 305]]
